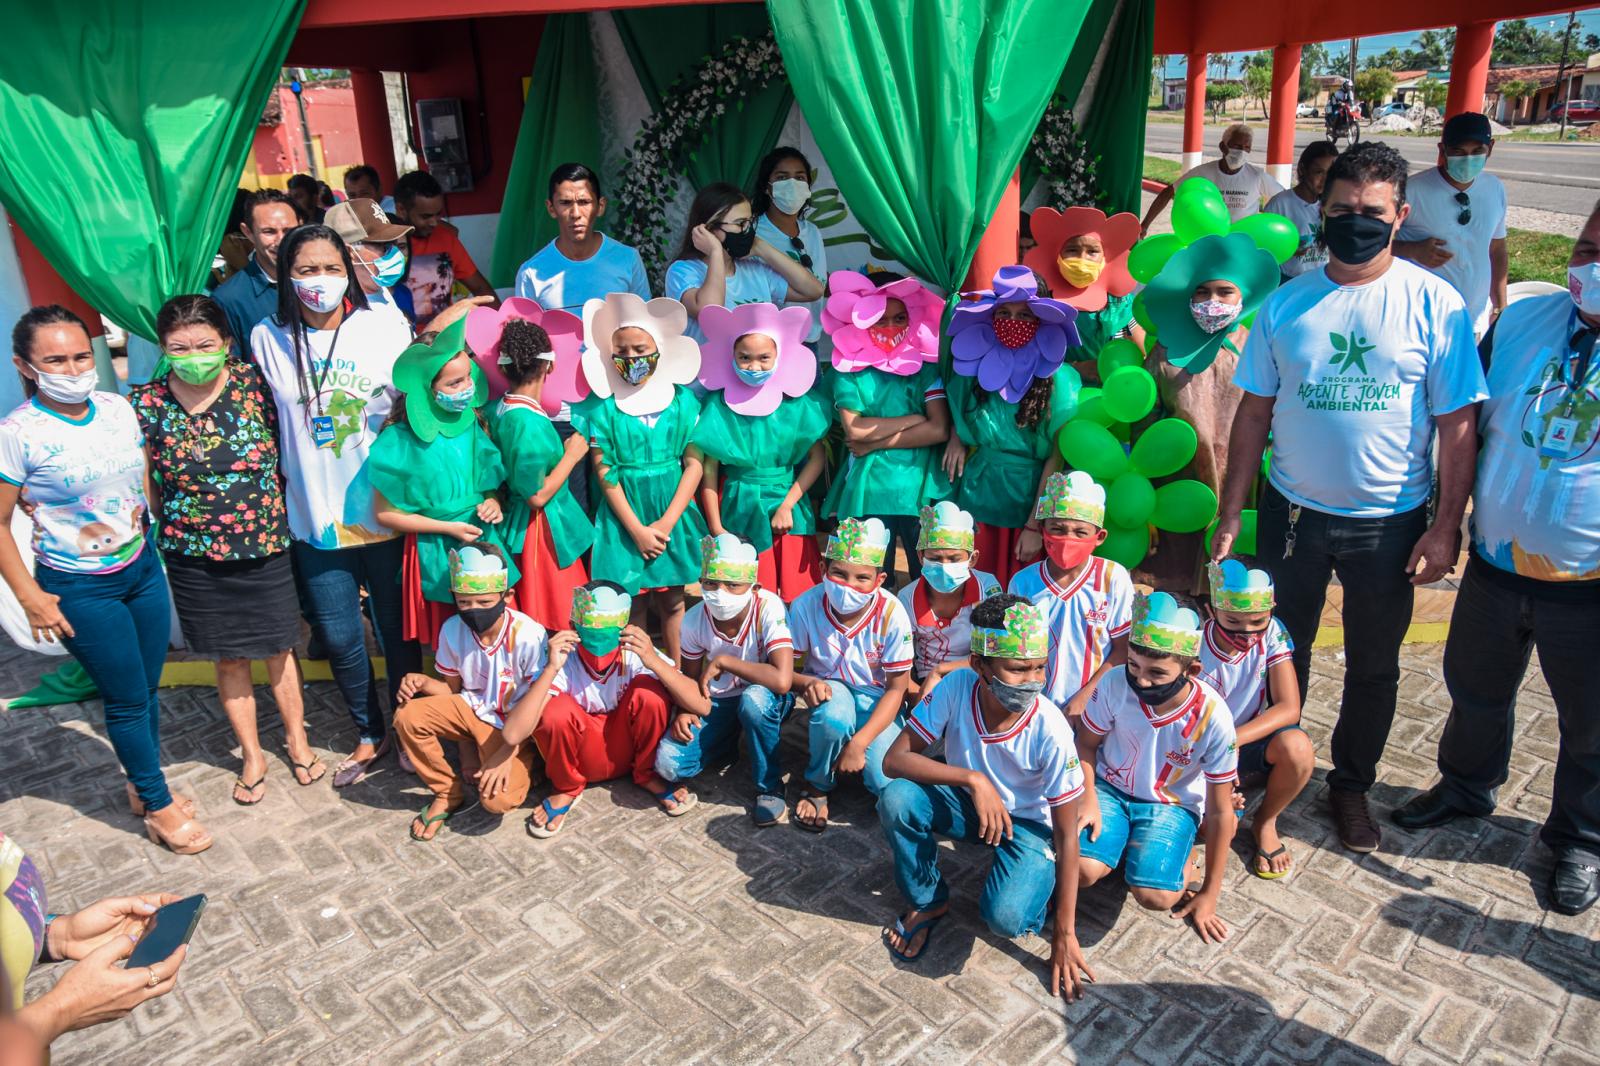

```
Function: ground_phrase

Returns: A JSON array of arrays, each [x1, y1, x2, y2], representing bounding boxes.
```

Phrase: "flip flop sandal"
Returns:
[[409, 801, 467, 842], [332, 738, 392, 789], [657, 788, 698, 817], [232, 775, 267, 806], [290, 757, 325, 786], [886, 913, 945, 963], [752, 793, 786, 827], [794, 792, 829, 833], [1252, 844, 1292, 880], [526, 793, 582, 839]]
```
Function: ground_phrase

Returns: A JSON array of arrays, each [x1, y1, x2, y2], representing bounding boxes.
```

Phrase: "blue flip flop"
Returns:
[[656, 788, 699, 817], [526, 792, 582, 838], [887, 913, 945, 963]]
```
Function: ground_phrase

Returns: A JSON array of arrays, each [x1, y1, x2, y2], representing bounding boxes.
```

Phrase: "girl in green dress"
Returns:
[[572, 292, 708, 662], [1020, 207, 1145, 384]]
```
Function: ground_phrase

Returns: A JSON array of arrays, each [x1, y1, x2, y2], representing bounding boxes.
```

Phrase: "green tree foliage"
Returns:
[[1355, 68, 1397, 107], [1205, 81, 1244, 118], [1244, 57, 1273, 119]]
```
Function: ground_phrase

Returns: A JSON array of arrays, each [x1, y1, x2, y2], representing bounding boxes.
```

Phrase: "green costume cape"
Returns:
[[823, 364, 952, 519], [692, 387, 832, 552], [1063, 291, 1136, 370], [946, 364, 1082, 529], [493, 400, 594, 568]]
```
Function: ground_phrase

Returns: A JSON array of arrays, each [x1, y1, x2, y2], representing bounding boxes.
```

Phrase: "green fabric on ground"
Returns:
[[8, 660, 97, 709]]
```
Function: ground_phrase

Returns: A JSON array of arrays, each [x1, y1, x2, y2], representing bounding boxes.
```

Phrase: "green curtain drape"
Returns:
[[0, 2, 305, 339], [610, 5, 795, 195], [1076, 0, 1155, 215], [489, 13, 603, 288], [767, 0, 1084, 291], [1019, 0, 1121, 196]]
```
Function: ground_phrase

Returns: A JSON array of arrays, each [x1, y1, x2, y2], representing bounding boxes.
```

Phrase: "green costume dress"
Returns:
[[692, 389, 831, 553], [823, 364, 951, 519], [946, 366, 1080, 530], [1064, 292, 1136, 381], [493, 400, 594, 567], [572, 385, 709, 593], [368, 422, 519, 603]]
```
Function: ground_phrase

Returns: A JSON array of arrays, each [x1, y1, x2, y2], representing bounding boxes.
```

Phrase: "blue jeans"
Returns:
[[805, 680, 902, 795], [654, 685, 794, 795], [290, 538, 417, 745], [36, 538, 173, 813], [1078, 781, 1199, 892], [878, 780, 1058, 938]]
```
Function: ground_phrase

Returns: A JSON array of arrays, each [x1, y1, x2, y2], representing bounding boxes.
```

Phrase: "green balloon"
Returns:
[[1102, 366, 1157, 424], [1260, 445, 1273, 486], [1106, 472, 1156, 527], [1058, 419, 1129, 481], [1232, 212, 1300, 265], [1131, 293, 1157, 338], [1205, 510, 1259, 557], [1172, 187, 1230, 245], [1095, 521, 1150, 569], [1152, 480, 1218, 533], [1074, 388, 1114, 427], [1097, 337, 1144, 381], [1130, 418, 1198, 478], [1111, 420, 1131, 443], [1126, 234, 1183, 284]]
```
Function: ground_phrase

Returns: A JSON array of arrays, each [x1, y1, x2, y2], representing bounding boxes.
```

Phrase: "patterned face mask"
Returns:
[[1190, 298, 1243, 335], [613, 353, 658, 385], [991, 317, 1039, 350], [867, 324, 908, 352]]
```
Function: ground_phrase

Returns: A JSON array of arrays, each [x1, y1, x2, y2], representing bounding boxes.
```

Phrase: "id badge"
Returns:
[[1540, 416, 1579, 459], [310, 415, 337, 449]]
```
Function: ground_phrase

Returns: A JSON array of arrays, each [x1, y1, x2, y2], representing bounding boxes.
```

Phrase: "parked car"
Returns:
[[1371, 101, 1409, 120], [1548, 99, 1600, 124], [1296, 102, 1317, 117]]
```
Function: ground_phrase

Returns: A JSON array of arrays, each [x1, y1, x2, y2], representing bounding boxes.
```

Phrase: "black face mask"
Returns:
[[458, 602, 506, 637], [1322, 213, 1394, 266], [1125, 665, 1190, 708], [722, 226, 757, 258]]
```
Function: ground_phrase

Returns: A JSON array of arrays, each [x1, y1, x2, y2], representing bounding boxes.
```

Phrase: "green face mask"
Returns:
[[575, 624, 622, 656], [168, 349, 227, 385]]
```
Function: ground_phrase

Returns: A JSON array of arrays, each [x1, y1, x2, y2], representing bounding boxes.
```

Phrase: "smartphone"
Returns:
[[126, 894, 206, 968]]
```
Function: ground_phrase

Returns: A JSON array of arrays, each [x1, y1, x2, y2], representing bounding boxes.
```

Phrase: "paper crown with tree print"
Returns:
[[1208, 559, 1275, 613], [824, 517, 891, 567], [572, 584, 631, 628], [972, 600, 1049, 659], [1034, 470, 1106, 527], [700, 534, 759, 583], [1130, 591, 1203, 657], [449, 546, 508, 595], [917, 501, 976, 551]]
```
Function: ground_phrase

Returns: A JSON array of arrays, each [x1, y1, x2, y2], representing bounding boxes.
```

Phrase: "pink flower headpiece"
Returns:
[[464, 297, 587, 417], [696, 302, 815, 416], [1021, 207, 1140, 312], [821, 270, 943, 376]]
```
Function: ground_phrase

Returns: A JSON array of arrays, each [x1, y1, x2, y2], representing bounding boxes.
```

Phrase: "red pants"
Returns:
[[756, 533, 822, 602], [974, 522, 1040, 589], [533, 678, 670, 796]]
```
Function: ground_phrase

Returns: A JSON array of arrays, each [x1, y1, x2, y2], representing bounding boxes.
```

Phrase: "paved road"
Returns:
[[1145, 122, 1600, 219]]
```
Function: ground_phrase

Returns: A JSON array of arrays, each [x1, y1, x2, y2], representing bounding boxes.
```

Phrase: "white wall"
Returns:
[[0, 209, 31, 412]]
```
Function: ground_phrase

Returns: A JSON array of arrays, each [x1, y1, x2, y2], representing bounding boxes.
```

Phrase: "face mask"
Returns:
[[1058, 256, 1104, 288], [1190, 298, 1243, 335], [292, 275, 348, 314], [613, 354, 656, 386], [921, 559, 971, 594], [986, 675, 1045, 714], [734, 365, 775, 387], [824, 577, 876, 615], [366, 245, 407, 288], [992, 317, 1039, 351], [32, 368, 98, 405], [168, 349, 227, 385], [1224, 149, 1247, 169], [1218, 625, 1265, 651], [722, 227, 757, 259], [867, 324, 907, 352], [1043, 532, 1097, 572], [1445, 153, 1487, 184], [458, 602, 505, 636], [770, 178, 810, 215], [1126, 665, 1190, 707], [434, 386, 475, 413], [701, 587, 753, 621], [1322, 213, 1394, 266], [576, 624, 621, 656], [1568, 262, 1600, 315]]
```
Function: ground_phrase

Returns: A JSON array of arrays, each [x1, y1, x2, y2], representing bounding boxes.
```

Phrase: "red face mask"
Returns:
[[867, 323, 908, 352], [577, 645, 620, 673], [992, 317, 1039, 350], [1043, 532, 1097, 571], [1219, 625, 1264, 651]]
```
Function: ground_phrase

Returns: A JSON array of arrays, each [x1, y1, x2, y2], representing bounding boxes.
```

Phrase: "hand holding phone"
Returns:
[[126, 894, 206, 968]]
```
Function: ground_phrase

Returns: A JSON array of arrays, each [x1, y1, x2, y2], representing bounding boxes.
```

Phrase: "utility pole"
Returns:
[[1555, 11, 1577, 140], [1349, 37, 1358, 84], [289, 67, 319, 178]]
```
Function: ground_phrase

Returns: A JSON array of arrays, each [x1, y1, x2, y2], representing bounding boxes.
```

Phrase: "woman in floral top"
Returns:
[[132, 295, 323, 804]]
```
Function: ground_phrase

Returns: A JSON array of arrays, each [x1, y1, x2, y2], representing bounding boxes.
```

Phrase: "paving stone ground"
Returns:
[[5, 637, 1598, 1065]]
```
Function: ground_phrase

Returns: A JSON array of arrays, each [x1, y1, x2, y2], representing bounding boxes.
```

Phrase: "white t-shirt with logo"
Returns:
[[665, 257, 790, 344], [788, 584, 914, 696], [1196, 618, 1294, 728], [1180, 159, 1284, 221], [896, 570, 1004, 679], [754, 215, 828, 343], [548, 649, 655, 715], [906, 669, 1085, 826], [1264, 188, 1328, 278], [434, 608, 549, 729], [1007, 557, 1134, 708], [1082, 672, 1238, 817], [680, 588, 793, 697], [0, 393, 149, 574], [252, 308, 412, 548], [1397, 167, 1508, 336], [1234, 258, 1488, 517]]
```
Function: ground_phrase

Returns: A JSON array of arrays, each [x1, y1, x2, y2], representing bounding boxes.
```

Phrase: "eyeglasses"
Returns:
[[1454, 191, 1471, 226], [716, 217, 755, 235], [787, 234, 813, 271]]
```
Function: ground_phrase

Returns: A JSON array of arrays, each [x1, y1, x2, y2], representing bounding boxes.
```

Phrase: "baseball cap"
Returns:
[[1441, 112, 1493, 148], [325, 198, 412, 244]]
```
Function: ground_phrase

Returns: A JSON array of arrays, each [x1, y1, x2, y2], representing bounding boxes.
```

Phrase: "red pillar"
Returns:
[[965, 169, 1020, 290], [8, 222, 102, 337], [1183, 54, 1207, 172], [1268, 44, 1302, 189], [1446, 20, 1496, 119], [351, 70, 398, 190]]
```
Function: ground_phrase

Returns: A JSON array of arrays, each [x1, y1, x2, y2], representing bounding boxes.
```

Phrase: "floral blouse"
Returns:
[[131, 358, 290, 561]]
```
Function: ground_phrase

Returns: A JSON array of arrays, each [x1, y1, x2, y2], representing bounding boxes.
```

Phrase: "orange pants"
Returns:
[[394, 693, 534, 813], [533, 678, 670, 796]]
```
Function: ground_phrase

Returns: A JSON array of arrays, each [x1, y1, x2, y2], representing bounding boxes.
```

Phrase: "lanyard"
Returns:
[[1559, 309, 1600, 412], [296, 314, 345, 419]]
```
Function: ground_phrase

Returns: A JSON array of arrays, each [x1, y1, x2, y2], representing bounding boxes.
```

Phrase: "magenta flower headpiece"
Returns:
[[464, 297, 587, 416], [696, 302, 815, 416], [949, 265, 1080, 402], [821, 270, 943, 376]]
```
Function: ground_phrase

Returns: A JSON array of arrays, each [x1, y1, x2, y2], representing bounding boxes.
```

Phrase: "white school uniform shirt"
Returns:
[[1396, 167, 1507, 337], [679, 588, 793, 697], [896, 570, 1004, 679], [1195, 617, 1294, 728], [1264, 188, 1327, 278], [548, 648, 655, 715], [1179, 159, 1283, 221], [1082, 672, 1238, 817], [433, 609, 549, 729], [1007, 556, 1134, 707], [788, 584, 914, 697], [906, 669, 1085, 826]]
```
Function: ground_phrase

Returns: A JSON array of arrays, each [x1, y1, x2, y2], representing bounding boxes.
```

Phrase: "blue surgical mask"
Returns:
[[369, 245, 407, 288], [1445, 153, 1487, 183], [434, 387, 474, 413], [734, 365, 775, 386], [921, 559, 971, 594]]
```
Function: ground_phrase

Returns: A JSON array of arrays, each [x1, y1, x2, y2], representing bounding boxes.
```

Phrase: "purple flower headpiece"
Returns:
[[948, 265, 1080, 402]]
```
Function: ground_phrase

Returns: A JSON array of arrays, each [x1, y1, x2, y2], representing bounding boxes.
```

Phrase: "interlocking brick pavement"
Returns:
[[5, 640, 1598, 1064]]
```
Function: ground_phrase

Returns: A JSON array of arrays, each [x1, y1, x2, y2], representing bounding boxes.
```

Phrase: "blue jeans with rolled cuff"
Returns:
[[1077, 781, 1200, 893], [804, 680, 903, 796], [654, 685, 794, 795]]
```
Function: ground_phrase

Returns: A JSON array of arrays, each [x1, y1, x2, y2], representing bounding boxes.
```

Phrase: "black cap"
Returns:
[[1442, 112, 1493, 147]]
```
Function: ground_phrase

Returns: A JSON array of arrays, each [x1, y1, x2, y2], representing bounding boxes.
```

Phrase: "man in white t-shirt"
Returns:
[[1141, 124, 1284, 234], [1214, 141, 1488, 854], [1395, 112, 1509, 337]]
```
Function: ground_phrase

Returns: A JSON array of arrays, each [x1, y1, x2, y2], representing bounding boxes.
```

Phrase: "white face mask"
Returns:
[[292, 275, 349, 314], [824, 577, 875, 615], [1569, 262, 1600, 316], [32, 367, 98, 404], [1224, 148, 1247, 169], [701, 587, 753, 621], [770, 178, 811, 216]]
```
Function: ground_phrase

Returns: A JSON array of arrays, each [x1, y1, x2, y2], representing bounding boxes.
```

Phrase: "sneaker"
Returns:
[[1329, 788, 1381, 853]]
